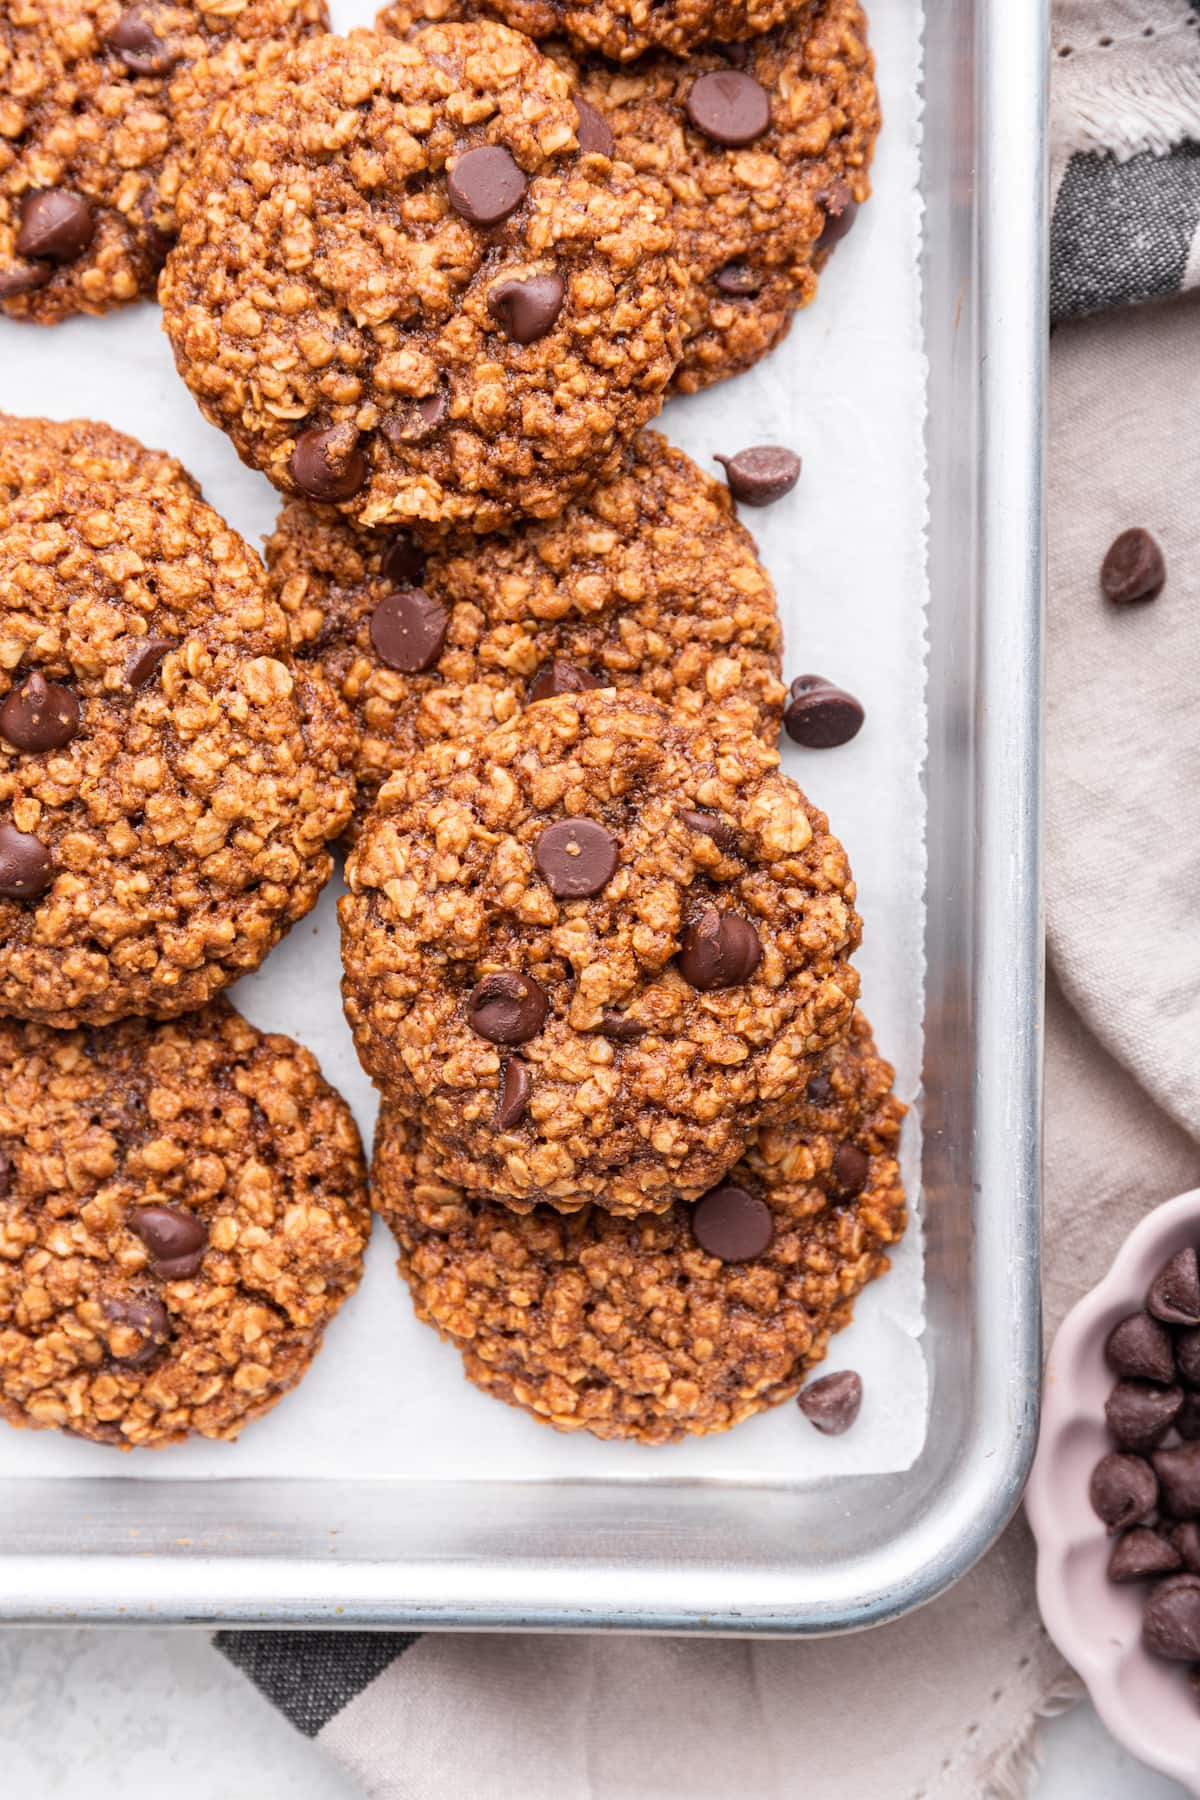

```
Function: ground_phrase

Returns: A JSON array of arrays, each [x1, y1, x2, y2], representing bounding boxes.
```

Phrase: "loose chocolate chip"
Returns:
[[384, 390, 448, 446], [370, 588, 449, 674], [0, 823, 52, 900], [1105, 1311, 1177, 1385], [488, 273, 566, 344], [17, 189, 95, 264], [447, 145, 527, 225], [1090, 1451, 1158, 1532], [1179, 1393, 1200, 1441], [1148, 1247, 1200, 1325], [678, 905, 762, 990], [106, 6, 179, 75], [101, 1294, 171, 1367], [783, 681, 865, 749], [714, 445, 802, 507], [527, 659, 601, 703], [798, 1369, 863, 1435], [713, 261, 762, 296], [691, 1182, 774, 1262], [128, 1204, 208, 1280], [534, 818, 618, 899], [1176, 1521, 1200, 1572], [574, 96, 614, 158], [290, 426, 367, 502], [493, 1057, 531, 1130], [599, 1011, 647, 1042], [1143, 1575, 1200, 1661], [123, 637, 174, 690], [685, 70, 770, 147], [816, 179, 858, 251], [1154, 1442, 1200, 1518], [380, 535, 426, 587], [805, 1072, 834, 1105], [679, 808, 739, 855], [1106, 1379, 1184, 1452], [467, 971, 549, 1045], [1109, 1527, 1183, 1583], [0, 263, 53, 298], [0, 671, 79, 752], [1101, 527, 1166, 604], [830, 1142, 869, 1199]]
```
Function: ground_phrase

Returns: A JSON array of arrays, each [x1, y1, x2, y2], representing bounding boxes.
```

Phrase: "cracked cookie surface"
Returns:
[[0, 1003, 369, 1449], [372, 1013, 904, 1443], [0, 414, 354, 1026], [268, 429, 785, 834], [160, 22, 685, 535], [340, 687, 860, 1216]]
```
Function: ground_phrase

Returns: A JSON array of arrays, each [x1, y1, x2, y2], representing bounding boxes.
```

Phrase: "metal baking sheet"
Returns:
[[0, 0, 1046, 1630]]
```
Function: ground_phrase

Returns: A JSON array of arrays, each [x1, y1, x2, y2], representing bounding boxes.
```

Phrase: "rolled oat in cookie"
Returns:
[[340, 687, 861, 1216], [0, 0, 329, 324], [268, 429, 785, 835], [0, 415, 354, 1027], [391, 0, 801, 62], [371, 1013, 904, 1443], [160, 23, 686, 536], [0, 1003, 369, 1449]]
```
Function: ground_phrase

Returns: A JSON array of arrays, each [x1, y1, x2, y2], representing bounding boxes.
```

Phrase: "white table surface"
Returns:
[[0, 1629, 1187, 1798]]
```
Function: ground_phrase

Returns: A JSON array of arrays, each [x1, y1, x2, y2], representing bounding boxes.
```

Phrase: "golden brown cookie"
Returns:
[[160, 23, 686, 536], [0, 414, 354, 1027], [340, 687, 861, 1216], [0, 1003, 369, 1449], [372, 1013, 905, 1444], [0, 0, 329, 324], [268, 429, 785, 834], [383, 0, 801, 62]]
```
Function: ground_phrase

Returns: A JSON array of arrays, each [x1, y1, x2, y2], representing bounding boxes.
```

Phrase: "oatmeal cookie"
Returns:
[[269, 429, 785, 832], [340, 687, 861, 1216], [0, 414, 354, 1027], [372, 1013, 905, 1443], [0, 1002, 369, 1449], [160, 23, 685, 536], [0, 0, 329, 325], [384, 0, 801, 62]]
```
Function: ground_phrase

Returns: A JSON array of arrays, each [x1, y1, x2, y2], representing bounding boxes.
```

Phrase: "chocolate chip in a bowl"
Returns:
[[1108, 1527, 1183, 1583], [1154, 1442, 1200, 1519], [1176, 1521, 1200, 1573], [1105, 1379, 1184, 1452], [1090, 1451, 1158, 1532], [1177, 1326, 1200, 1387], [1143, 1574, 1200, 1661], [1105, 1310, 1176, 1385], [1148, 1247, 1200, 1326]]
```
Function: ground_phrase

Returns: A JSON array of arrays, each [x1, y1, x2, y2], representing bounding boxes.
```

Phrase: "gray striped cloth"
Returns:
[[216, 0, 1200, 1769]]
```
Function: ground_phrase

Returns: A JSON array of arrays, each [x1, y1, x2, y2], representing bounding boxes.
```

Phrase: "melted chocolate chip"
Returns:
[[1148, 1247, 1200, 1326], [798, 1369, 863, 1435], [599, 1011, 647, 1042], [0, 263, 53, 298], [488, 273, 565, 344], [494, 1058, 531, 1130], [101, 1294, 171, 1367], [290, 426, 366, 502], [816, 179, 858, 251], [714, 446, 801, 507], [0, 823, 52, 900], [17, 189, 95, 264], [805, 1072, 835, 1106], [380, 535, 426, 587], [385, 391, 448, 446], [370, 588, 449, 673], [1101, 528, 1166, 605], [447, 146, 527, 225], [0, 671, 80, 752], [128, 1204, 208, 1280], [467, 972, 549, 1045], [830, 1142, 869, 1199], [534, 818, 618, 899], [713, 261, 762, 296], [1090, 1451, 1158, 1533], [685, 70, 770, 147], [691, 1182, 774, 1262], [123, 637, 175, 690], [678, 905, 761, 990], [679, 809, 739, 855], [574, 96, 614, 158], [528, 660, 601, 703], [106, 6, 179, 75]]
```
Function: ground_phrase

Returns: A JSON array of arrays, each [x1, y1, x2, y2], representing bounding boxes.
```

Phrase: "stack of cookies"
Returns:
[[0, 0, 904, 1451]]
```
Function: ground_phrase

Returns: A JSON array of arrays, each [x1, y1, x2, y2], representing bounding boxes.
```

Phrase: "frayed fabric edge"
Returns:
[[982, 1676, 1087, 1800], [1053, 58, 1200, 163]]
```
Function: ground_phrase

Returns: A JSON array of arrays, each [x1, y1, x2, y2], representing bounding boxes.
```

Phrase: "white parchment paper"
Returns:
[[0, 0, 927, 1485]]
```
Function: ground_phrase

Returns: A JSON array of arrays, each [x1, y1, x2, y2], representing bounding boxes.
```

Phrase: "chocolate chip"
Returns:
[[370, 588, 448, 673], [816, 179, 858, 251], [714, 446, 801, 507], [534, 818, 618, 899], [678, 904, 761, 990], [830, 1142, 869, 1199], [122, 637, 174, 690], [1154, 1442, 1200, 1518], [1106, 1379, 1184, 1452], [0, 671, 79, 752], [0, 1153, 8, 1199], [105, 6, 179, 75], [599, 1011, 646, 1042], [467, 971, 549, 1045], [783, 679, 864, 749], [290, 426, 367, 502], [0, 263, 53, 298], [488, 273, 565, 344], [691, 1182, 774, 1262], [1179, 1392, 1200, 1441], [798, 1369, 863, 1435], [1108, 1527, 1183, 1583], [713, 261, 762, 296], [679, 808, 739, 855], [1090, 1452, 1158, 1532], [380, 535, 426, 587], [1148, 1247, 1200, 1325], [805, 1072, 834, 1105], [574, 96, 614, 158], [1179, 1328, 1200, 1388], [384, 391, 448, 446], [16, 190, 95, 264], [1105, 1311, 1177, 1385], [1101, 527, 1166, 604], [101, 1294, 171, 1367], [1176, 1521, 1200, 1572], [685, 71, 770, 147], [447, 145, 527, 225], [528, 660, 601, 703], [493, 1057, 531, 1129], [0, 823, 52, 900], [1143, 1574, 1200, 1661], [128, 1204, 208, 1280]]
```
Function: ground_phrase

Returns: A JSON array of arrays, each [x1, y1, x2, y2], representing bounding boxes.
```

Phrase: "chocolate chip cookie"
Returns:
[[371, 1012, 904, 1443], [268, 429, 785, 833], [340, 687, 861, 1216], [0, 1002, 369, 1449], [160, 23, 685, 536], [402, 0, 802, 62], [0, 0, 329, 324], [0, 414, 354, 1027]]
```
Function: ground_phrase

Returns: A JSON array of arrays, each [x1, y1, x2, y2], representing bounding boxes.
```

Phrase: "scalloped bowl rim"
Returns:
[[1027, 1186, 1200, 1794]]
